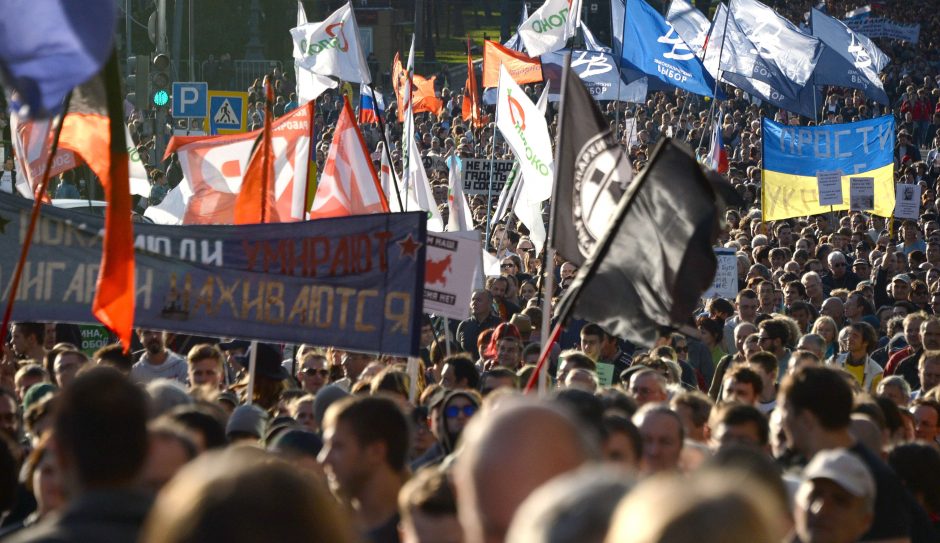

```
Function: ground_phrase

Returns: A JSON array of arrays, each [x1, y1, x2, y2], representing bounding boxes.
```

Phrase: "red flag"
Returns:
[[462, 39, 484, 128], [310, 96, 389, 218], [234, 77, 279, 224], [482, 40, 543, 88], [151, 103, 314, 225], [56, 54, 134, 351]]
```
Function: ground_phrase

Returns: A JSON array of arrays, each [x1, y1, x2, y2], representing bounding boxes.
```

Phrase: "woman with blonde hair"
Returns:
[[811, 315, 839, 359]]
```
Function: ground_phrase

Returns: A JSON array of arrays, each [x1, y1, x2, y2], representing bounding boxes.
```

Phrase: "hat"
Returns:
[[22, 383, 56, 411], [313, 384, 349, 428], [234, 343, 291, 381], [226, 404, 269, 439], [216, 390, 239, 407], [892, 274, 912, 284], [802, 448, 875, 499], [509, 314, 533, 337]]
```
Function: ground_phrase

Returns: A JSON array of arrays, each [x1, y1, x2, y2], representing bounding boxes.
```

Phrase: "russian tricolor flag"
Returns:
[[707, 113, 729, 174], [358, 84, 385, 125]]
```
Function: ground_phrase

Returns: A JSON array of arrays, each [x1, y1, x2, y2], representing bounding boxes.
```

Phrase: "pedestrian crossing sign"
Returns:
[[206, 91, 248, 135]]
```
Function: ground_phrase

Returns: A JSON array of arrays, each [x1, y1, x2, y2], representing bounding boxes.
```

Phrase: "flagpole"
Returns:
[[535, 51, 574, 396], [0, 93, 71, 348], [245, 340, 258, 405], [613, 0, 626, 132], [368, 83, 406, 211], [695, 3, 731, 153], [484, 108, 500, 250]]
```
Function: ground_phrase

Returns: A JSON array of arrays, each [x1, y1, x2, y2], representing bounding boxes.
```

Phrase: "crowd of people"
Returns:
[[2, 0, 940, 541]]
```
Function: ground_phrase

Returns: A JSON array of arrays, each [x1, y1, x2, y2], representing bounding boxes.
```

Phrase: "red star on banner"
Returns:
[[397, 233, 422, 260]]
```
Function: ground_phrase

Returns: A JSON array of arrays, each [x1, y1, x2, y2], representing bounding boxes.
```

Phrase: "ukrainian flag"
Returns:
[[761, 116, 895, 221]]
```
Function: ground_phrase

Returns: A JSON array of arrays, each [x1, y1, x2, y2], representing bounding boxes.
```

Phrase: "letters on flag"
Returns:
[[811, 8, 889, 105], [482, 40, 543, 88], [665, 0, 710, 57], [146, 103, 314, 225], [541, 50, 648, 103], [761, 116, 895, 220], [310, 96, 388, 219], [728, 0, 822, 87], [619, 0, 717, 97], [518, 0, 582, 57], [496, 66, 554, 204], [290, 2, 372, 84]]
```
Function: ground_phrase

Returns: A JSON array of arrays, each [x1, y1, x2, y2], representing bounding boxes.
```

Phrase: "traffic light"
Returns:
[[150, 53, 171, 108], [126, 55, 150, 112]]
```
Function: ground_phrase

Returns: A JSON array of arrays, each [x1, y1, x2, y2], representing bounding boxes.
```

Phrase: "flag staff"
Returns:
[[368, 83, 406, 211], [0, 93, 71, 348], [533, 51, 574, 395], [695, 4, 731, 153], [484, 105, 500, 249]]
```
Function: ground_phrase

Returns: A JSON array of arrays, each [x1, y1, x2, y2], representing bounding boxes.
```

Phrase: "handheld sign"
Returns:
[[849, 177, 875, 212], [816, 170, 843, 206], [894, 183, 920, 220]]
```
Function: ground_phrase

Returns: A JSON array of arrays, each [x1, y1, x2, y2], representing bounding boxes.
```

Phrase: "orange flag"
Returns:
[[482, 40, 543, 89], [462, 39, 484, 128], [56, 54, 135, 350], [234, 76, 280, 224], [392, 52, 444, 122]]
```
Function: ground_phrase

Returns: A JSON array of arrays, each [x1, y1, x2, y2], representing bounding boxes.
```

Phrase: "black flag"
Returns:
[[555, 138, 721, 347], [550, 55, 633, 266]]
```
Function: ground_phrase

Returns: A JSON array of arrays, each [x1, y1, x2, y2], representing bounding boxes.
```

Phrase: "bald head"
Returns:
[[454, 397, 596, 543]]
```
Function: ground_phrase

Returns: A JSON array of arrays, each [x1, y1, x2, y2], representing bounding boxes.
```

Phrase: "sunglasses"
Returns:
[[445, 405, 477, 419], [301, 368, 330, 377], [501, 263, 515, 269]]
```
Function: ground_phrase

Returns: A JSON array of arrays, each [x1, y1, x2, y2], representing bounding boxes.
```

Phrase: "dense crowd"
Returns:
[[3, 0, 940, 542]]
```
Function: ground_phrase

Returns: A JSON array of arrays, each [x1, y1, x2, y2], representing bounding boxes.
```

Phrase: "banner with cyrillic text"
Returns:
[[0, 194, 427, 357], [761, 116, 895, 221]]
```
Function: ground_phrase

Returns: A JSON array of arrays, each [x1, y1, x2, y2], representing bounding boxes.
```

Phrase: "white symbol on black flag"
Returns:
[[573, 133, 633, 258]]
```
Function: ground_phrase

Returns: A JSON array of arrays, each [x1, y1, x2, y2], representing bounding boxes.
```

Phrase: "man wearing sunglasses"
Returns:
[[297, 353, 330, 395], [412, 390, 481, 471], [823, 251, 861, 292]]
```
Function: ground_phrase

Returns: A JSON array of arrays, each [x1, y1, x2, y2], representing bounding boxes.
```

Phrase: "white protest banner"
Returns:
[[424, 231, 482, 320], [816, 170, 843, 206], [703, 248, 738, 299], [849, 177, 875, 211], [461, 158, 515, 195], [623, 117, 639, 148], [894, 183, 920, 220]]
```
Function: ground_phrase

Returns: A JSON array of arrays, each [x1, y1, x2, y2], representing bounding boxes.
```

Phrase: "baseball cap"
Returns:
[[892, 274, 912, 284], [802, 448, 875, 499]]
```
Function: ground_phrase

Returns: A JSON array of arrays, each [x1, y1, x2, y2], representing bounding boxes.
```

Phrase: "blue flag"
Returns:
[[811, 8, 890, 105], [0, 0, 115, 118], [542, 50, 647, 103], [619, 0, 717, 97]]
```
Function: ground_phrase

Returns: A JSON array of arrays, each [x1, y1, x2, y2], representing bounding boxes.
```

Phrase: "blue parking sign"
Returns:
[[171, 82, 208, 118], [207, 91, 248, 135]]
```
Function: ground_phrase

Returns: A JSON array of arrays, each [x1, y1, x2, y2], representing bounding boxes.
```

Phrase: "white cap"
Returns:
[[803, 448, 875, 500]]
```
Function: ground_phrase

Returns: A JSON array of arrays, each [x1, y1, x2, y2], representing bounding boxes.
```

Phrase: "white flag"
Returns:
[[666, 0, 710, 57], [292, 0, 336, 104], [496, 66, 554, 204], [403, 109, 443, 232], [729, 0, 822, 86], [446, 156, 474, 232], [511, 86, 551, 253], [290, 2, 372, 84], [518, 0, 582, 57]]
